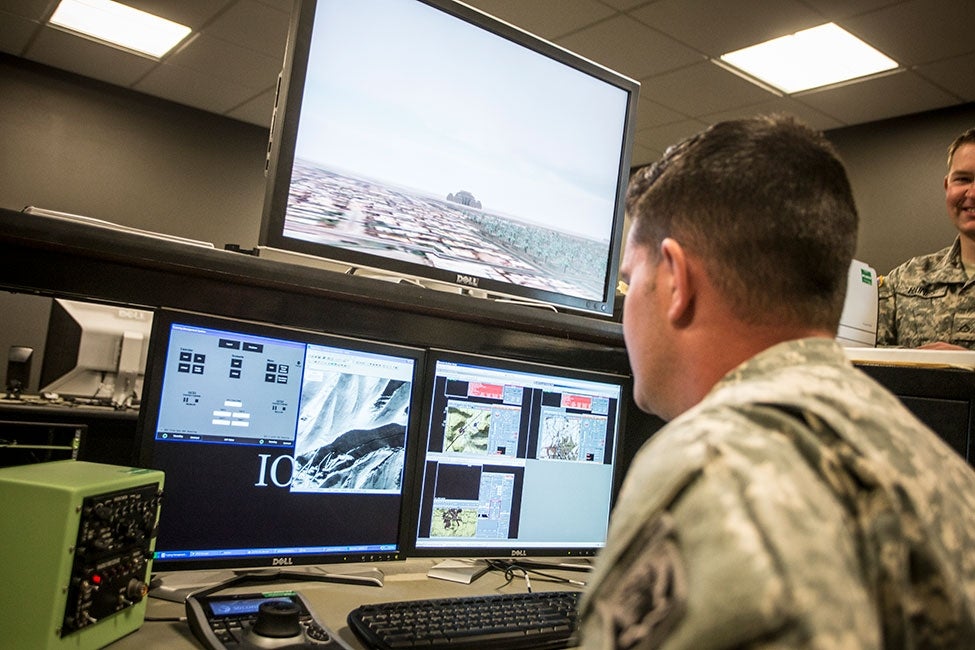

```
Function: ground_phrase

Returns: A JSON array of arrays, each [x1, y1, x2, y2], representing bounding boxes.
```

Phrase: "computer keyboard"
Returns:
[[347, 590, 581, 649]]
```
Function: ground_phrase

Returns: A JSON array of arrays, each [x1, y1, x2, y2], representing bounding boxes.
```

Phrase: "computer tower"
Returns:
[[0, 460, 164, 649]]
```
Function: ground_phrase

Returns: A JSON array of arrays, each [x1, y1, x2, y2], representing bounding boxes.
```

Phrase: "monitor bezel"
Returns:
[[137, 308, 427, 572], [403, 348, 629, 561], [259, 0, 640, 318]]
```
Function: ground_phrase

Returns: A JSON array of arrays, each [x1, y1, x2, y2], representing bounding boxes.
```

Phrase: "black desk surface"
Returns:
[[0, 207, 628, 374]]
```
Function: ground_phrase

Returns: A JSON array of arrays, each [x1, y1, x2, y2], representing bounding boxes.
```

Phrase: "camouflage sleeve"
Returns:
[[582, 512, 687, 650], [876, 271, 898, 346], [579, 406, 883, 649]]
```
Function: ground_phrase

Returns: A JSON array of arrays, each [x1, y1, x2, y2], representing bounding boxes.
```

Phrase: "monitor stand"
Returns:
[[511, 558, 594, 572], [149, 566, 386, 602], [426, 559, 492, 584]]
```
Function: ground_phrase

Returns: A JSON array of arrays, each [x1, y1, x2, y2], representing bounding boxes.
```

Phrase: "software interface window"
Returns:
[[414, 357, 621, 552], [146, 316, 420, 565], [155, 323, 415, 458]]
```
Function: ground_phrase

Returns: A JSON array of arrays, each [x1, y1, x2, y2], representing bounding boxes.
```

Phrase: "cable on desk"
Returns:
[[483, 559, 587, 592], [144, 615, 186, 623]]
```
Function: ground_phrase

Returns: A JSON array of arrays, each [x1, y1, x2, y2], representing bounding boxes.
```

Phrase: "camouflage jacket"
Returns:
[[578, 338, 975, 650], [877, 237, 975, 348]]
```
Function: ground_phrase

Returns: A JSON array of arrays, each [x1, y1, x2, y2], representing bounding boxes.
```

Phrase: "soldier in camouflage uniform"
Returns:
[[579, 116, 975, 649], [877, 128, 975, 349]]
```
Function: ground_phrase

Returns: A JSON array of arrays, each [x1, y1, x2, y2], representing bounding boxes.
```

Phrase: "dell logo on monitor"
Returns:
[[272, 557, 295, 566], [116, 308, 149, 321], [510, 550, 528, 557], [456, 274, 479, 288]]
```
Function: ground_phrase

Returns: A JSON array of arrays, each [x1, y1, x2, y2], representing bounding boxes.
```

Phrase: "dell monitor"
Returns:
[[137, 309, 424, 574], [407, 350, 627, 581], [260, 0, 639, 317], [39, 298, 153, 408]]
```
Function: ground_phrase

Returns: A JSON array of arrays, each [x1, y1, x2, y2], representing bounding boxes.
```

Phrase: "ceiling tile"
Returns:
[[3, 0, 56, 21], [226, 86, 276, 126], [915, 54, 975, 103], [163, 33, 281, 90], [464, 0, 615, 40], [841, 0, 975, 66], [253, 0, 294, 11], [630, 0, 822, 57], [799, 0, 903, 20], [629, 141, 664, 167], [0, 11, 40, 56], [598, 0, 647, 10], [703, 96, 846, 132], [134, 60, 260, 115], [204, 0, 292, 57], [634, 97, 689, 130], [558, 14, 704, 80], [796, 69, 964, 124], [120, 0, 232, 30], [641, 61, 775, 116], [25, 26, 157, 88], [632, 118, 710, 164]]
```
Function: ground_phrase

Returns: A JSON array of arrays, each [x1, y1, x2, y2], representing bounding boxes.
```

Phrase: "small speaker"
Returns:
[[5, 345, 32, 397], [0, 460, 164, 649]]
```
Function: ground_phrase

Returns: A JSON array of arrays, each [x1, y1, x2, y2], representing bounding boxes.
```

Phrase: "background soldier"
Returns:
[[878, 127, 975, 349]]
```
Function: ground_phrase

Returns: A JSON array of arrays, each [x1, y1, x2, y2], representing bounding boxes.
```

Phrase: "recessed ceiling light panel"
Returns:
[[49, 0, 192, 59], [719, 23, 898, 94]]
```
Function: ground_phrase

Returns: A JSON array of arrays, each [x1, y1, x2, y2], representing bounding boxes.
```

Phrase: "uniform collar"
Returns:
[[927, 237, 965, 285], [704, 338, 847, 409]]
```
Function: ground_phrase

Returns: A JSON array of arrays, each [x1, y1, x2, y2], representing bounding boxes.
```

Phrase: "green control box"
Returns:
[[0, 460, 164, 649]]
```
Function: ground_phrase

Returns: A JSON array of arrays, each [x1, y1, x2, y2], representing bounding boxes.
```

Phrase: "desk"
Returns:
[[0, 398, 139, 466], [107, 559, 586, 649], [851, 363, 975, 465]]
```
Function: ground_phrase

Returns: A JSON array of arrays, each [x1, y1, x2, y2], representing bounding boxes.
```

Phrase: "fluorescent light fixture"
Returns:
[[719, 23, 898, 94], [49, 0, 191, 59]]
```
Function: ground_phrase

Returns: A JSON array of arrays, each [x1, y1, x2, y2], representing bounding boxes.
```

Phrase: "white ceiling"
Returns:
[[2, 0, 974, 167]]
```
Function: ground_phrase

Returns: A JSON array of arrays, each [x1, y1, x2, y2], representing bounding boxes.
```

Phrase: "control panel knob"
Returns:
[[93, 504, 113, 521], [125, 578, 149, 602], [249, 600, 302, 639]]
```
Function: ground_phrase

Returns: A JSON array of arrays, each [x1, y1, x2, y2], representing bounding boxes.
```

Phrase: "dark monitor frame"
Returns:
[[259, 0, 640, 318], [404, 348, 629, 566], [137, 308, 426, 572]]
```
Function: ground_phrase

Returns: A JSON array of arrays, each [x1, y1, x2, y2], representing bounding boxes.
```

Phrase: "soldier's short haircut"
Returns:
[[947, 128, 975, 169], [626, 114, 858, 330]]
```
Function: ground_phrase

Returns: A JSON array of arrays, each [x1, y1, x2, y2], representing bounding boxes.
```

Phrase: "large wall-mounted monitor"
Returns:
[[39, 298, 154, 408], [406, 350, 627, 579], [137, 309, 424, 572], [260, 0, 639, 318]]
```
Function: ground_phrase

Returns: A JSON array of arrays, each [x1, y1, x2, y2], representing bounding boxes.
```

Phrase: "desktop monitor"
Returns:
[[137, 309, 424, 571], [406, 350, 627, 578], [259, 0, 640, 317], [39, 298, 153, 407]]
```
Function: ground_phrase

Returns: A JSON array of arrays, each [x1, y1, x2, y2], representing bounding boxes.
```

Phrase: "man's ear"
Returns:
[[659, 237, 694, 326]]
